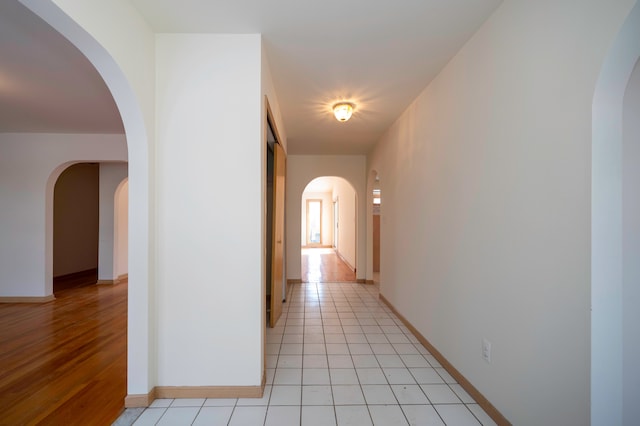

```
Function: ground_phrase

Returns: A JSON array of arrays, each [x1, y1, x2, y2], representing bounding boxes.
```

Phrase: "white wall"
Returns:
[[301, 191, 333, 246], [367, 1, 636, 425], [332, 178, 357, 270], [155, 34, 263, 386], [25, 2, 288, 397], [623, 58, 640, 425], [286, 155, 366, 281], [0, 133, 126, 297], [98, 163, 128, 281]]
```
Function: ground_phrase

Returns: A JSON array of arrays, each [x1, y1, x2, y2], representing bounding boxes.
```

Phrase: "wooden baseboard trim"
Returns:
[[335, 250, 356, 273], [287, 279, 302, 285], [155, 385, 263, 399], [356, 279, 367, 284], [125, 375, 266, 408], [0, 294, 55, 304], [378, 294, 511, 426], [125, 389, 156, 408], [97, 273, 128, 286], [364, 279, 375, 285], [126, 382, 265, 408]]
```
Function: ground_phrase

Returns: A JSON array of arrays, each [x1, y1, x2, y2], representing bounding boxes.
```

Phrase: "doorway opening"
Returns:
[[306, 199, 323, 246], [372, 173, 381, 285], [53, 163, 100, 293], [53, 162, 129, 293], [301, 176, 357, 283]]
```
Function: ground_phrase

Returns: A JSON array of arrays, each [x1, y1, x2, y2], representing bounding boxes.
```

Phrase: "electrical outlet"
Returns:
[[482, 338, 492, 364]]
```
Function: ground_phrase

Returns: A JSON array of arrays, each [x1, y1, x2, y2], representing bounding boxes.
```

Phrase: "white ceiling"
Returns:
[[1, 0, 501, 154]]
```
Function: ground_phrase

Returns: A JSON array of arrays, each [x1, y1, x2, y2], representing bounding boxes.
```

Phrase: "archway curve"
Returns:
[[591, 2, 640, 424], [21, 0, 154, 399], [287, 160, 367, 285], [301, 176, 358, 283]]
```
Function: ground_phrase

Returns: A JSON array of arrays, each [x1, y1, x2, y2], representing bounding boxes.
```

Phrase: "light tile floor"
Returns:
[[114, 282, 497, 426]]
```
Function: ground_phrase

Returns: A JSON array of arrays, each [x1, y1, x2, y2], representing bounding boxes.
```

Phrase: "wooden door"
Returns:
[[270, 142, 286, 327], [373, 214, 380, 272]]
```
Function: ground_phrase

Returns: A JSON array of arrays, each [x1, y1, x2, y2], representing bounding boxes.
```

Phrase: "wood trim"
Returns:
[[378, 294, 511, 426], [126, 382, 265, 408], [155, 385, 264, 399], [53, 268, 97, 282], [336, 250, 356, 273], [0, 295, 55, 304], [364, 279, 375, 285], [125, 389, 156, 408], [265, 96, 284, 154], [96, 273, 128, 286], [287, 278, 303, 285]]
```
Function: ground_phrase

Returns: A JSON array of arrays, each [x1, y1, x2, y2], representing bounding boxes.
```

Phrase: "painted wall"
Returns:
[[53, 163, 99, 277], [115, 179, 129, 278], [623, 58, 640, 425], [286, 155, 366, 281], [367, 1, 635, 425], [0, 133, 127, 297], [98, 163, 128, 281], [301, 191, 333, 246], [155, 34, 262, 386], [24, 2, 288, 396], [332, 178, 357, 270]]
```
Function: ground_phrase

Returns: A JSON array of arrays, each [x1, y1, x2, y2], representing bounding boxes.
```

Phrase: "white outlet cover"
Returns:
[[482, 338, 492, 363]]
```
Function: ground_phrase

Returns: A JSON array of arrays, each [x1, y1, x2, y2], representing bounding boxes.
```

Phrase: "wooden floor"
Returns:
[[53, 268, 98, 292], [301, 248, 356, 282], [0, 282, 127, 425]]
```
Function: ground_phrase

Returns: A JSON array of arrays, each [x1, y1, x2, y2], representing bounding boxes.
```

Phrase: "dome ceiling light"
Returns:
[[333, 102, 354, 122]]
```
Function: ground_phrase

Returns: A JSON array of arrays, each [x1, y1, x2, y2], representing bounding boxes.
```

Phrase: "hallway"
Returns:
[[301, 248, 356, 283], [0, 283, 127, 425], [118, 282, 495, 425]]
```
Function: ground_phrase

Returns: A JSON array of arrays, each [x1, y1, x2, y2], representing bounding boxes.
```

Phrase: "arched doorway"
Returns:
[[301, 176, 358, 283], [591, 3, 640, 424], [21, 0, 153, 414]]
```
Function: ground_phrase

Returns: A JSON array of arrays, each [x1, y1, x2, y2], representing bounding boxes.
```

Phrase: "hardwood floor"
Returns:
[[301, 247, 356, 282], [53, 268, 98, 292], [0, 283, 126, 425]]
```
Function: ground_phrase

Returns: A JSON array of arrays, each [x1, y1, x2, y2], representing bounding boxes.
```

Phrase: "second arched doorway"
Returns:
[[301, 176, 357, 283]]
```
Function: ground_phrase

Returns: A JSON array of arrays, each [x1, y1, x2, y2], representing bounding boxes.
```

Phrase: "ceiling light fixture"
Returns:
[[333, 102, 354, 122]]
